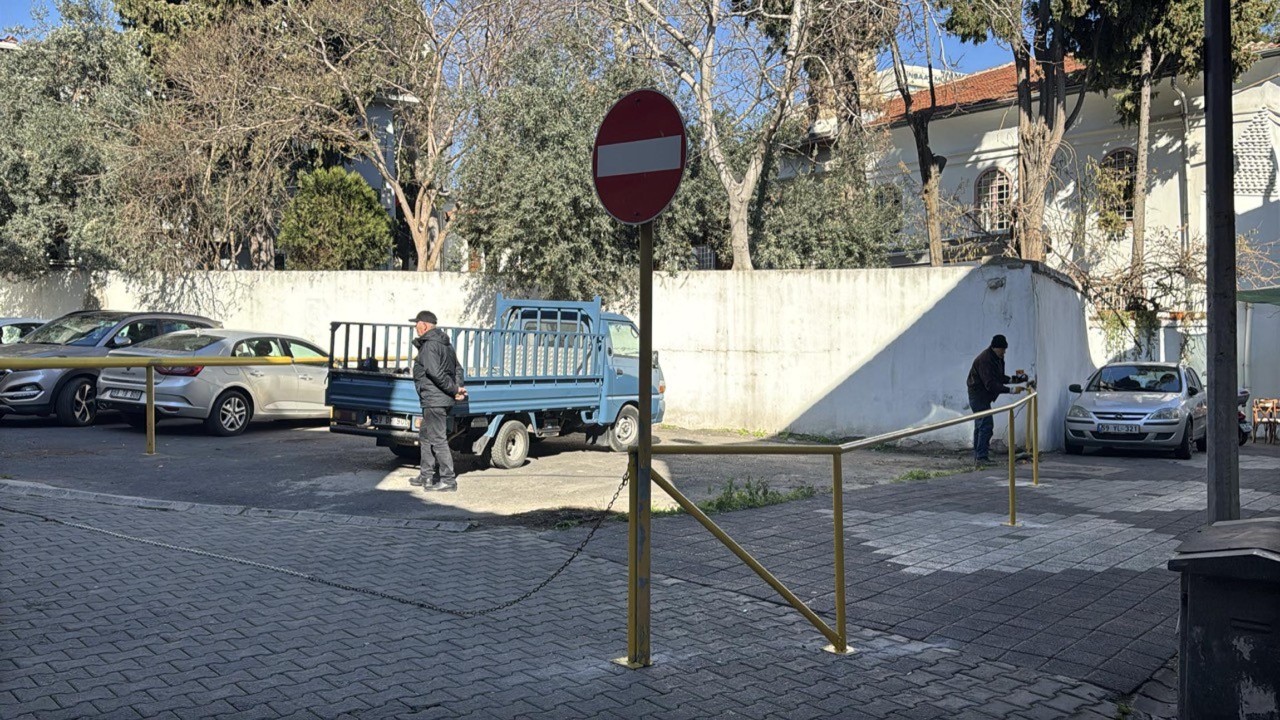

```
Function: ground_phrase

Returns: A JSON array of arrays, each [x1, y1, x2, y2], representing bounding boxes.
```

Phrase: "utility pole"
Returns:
[[1204, 0, 1239, 523]]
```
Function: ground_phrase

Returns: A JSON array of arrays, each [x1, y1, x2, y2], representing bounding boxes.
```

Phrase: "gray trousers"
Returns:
[[418, 407, 455, 484]]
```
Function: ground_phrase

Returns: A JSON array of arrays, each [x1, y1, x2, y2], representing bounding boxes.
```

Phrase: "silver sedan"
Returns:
[[1063, 362, 1208, 459], [96, 330, 330, 436]]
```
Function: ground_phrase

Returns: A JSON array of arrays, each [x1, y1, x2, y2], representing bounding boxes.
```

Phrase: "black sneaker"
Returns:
[[423, 481, 457, 493]]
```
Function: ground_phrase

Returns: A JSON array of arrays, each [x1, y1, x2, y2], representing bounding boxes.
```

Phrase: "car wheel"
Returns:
[[55, 377, 97, 427], [1240, 430, 1249, 447], [607, 405, 640, 453], [389, 443, 419, 462], [488, 419, 529, 469], [1064, 434, 1084, 456], [122, 412, 149, 431], [204, 390, 252, 437], [1174, 420, 1193, 460], [1195, 432, 1207, 452]]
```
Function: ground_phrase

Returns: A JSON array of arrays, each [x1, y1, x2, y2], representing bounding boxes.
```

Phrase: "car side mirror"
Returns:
[[1188, 386, 1200, 397], [652, 350, 660, 366], [1069, 384, 1082, 394], [110, 337, 133, 348]]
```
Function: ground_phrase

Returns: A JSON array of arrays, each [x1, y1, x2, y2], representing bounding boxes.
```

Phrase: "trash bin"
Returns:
[[1167, 517, 1280, 720]]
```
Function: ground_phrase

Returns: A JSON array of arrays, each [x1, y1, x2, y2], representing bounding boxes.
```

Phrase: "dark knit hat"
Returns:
[[991, 334, 1009, 349], [411, 310, 438, 324]]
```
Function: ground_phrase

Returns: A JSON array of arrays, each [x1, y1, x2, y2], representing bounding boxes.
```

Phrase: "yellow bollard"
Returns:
[[829, 452, 849, 655], [1031, 393, 1040, 486], [145, 366, 156, 456], [1007, 408, 1017, 526]]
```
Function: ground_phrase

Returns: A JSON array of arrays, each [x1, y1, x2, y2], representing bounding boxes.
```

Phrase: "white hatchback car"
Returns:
[[96, 330, 330, 436], [1064, 362, 1208, 459]]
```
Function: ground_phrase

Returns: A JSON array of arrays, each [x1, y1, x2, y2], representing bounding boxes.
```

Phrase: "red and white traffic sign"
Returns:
[[592, 89, 687, 225]]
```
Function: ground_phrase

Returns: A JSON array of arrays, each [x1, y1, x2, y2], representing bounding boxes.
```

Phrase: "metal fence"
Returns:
[[631, 390, 1040, 656]]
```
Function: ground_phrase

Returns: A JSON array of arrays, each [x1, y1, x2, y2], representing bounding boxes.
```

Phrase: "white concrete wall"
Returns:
[[1, 265, 1093, 449]]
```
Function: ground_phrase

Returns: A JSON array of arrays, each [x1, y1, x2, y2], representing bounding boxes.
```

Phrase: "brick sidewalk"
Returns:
[[552, 451, 1280, 697], [3, 449, 1276, 718], [3, 491, 1119, 719]]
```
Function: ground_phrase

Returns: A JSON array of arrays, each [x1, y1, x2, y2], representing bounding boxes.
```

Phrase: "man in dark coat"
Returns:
[[410, 310, 466, 491], [966, 334, 1025, 464]]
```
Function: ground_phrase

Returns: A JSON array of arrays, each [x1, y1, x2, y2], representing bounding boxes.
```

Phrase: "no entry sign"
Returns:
[[592, 89, 687, 225]]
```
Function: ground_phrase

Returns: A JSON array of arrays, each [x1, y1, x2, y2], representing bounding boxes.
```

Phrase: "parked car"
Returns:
[[1064, 361, 1208, 459], [0, 310, 218, 426], [1, 318, 45, 345], [97, 330, 330, 436]]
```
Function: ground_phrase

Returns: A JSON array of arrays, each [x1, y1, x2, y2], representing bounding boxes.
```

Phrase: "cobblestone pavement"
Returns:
[[550, 448, 1280, 698], [3, 446, 1276, 718]]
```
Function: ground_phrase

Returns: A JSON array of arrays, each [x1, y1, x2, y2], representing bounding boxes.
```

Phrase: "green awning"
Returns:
[[1239, 285, 1280, 305]]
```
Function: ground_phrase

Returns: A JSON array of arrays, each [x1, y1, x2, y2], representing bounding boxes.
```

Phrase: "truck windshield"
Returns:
[[608, 322, 640, 358]]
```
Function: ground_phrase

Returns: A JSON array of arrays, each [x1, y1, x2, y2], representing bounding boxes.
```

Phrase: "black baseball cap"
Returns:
[[411, 310, 438, 324], [991, 334, 1008, 349]]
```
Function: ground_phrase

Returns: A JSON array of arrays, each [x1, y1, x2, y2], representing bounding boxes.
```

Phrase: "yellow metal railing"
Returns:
[[634, 389, 1039, 657], [0, 356, 330, 455]]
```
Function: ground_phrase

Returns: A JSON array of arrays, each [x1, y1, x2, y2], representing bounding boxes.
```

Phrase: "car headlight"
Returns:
[[1148, 407, 1181, 421], [1067, 405, 1092, 419]]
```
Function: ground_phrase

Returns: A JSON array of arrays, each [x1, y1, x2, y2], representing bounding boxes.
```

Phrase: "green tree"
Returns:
[[938, 0, 1097, 262], [113, 0, 262, 60], [457, 33, 699, 301], [0, 0, 148, 277], [277, 167, 392, 271], [1086, 0, 1272, 274], [753, 135, 898, 269]]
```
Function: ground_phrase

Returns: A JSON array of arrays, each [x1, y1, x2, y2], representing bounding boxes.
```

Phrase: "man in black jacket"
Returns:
[[410, 310, 466, 491], [966, 334, 1025, 464]]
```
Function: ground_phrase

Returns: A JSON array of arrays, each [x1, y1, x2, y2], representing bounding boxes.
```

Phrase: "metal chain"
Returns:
[[0, 470, 629, 619]]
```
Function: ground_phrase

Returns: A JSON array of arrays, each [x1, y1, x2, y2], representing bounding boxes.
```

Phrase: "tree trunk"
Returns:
[[1132, 41, 1152, 276], [727, 191, 754, 270], [923, 168, 944, 266]]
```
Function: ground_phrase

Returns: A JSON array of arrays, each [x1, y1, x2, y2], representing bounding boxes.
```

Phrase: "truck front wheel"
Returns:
[[488, 419, 529, 469], [607, 405, 640, 452]]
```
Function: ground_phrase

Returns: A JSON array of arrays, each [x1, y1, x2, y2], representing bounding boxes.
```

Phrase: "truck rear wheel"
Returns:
[[607, 405, 640, 452], [389, 443, 419, 462], [488, 419, 529, 469]]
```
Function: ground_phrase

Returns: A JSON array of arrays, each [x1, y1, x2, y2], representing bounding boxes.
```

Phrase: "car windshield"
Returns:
[[21, 313, 127, 346], [1088, 365, 1182, 393], [135, 333, 223, 352]]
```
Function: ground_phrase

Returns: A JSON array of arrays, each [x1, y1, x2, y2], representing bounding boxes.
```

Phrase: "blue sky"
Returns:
[[0, 0, 1011, 73], [1, 0, 56, 33]]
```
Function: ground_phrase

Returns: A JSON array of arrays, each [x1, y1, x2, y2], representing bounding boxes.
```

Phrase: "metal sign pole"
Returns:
[[624, 220, 655, 667], [1205, 0, 1240, 523]]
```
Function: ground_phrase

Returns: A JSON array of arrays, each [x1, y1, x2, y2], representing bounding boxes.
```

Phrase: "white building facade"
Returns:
[[875, 51, 1280, 399]]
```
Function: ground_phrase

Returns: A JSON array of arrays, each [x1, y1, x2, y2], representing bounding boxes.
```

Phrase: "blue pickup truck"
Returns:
[[325, 295, 666, 468]]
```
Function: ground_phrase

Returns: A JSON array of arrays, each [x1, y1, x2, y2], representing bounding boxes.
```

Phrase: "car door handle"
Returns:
[[616, 368, 624, 376], [249, 370, 265, 378], [298, 375, 312, 381]]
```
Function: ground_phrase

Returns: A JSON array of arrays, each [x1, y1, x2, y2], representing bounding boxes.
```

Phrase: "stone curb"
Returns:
[[0, 479, 473, 532]]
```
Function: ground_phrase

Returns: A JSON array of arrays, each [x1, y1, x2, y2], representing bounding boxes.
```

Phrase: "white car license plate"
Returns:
[[1098, 423, 1141, 434], [113, 389, 143, 401]]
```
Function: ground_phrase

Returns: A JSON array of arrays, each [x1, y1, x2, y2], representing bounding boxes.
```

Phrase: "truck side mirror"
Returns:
[[1069, 384, 1082, 394], [652, 350, 660, 366]]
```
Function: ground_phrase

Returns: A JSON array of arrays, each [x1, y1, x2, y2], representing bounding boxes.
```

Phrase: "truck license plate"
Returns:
[[114, 389, 143, 400], [1098, 424, 1141, 434]]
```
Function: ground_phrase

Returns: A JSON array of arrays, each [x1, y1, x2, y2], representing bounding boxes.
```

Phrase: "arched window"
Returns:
[[1099, 148, 1137, 223], [974, 168, 1013, 233]]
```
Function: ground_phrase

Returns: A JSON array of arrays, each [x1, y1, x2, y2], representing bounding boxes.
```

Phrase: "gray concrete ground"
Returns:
[[0, 413, 971, 525], [3, 416, 1278, 718]]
